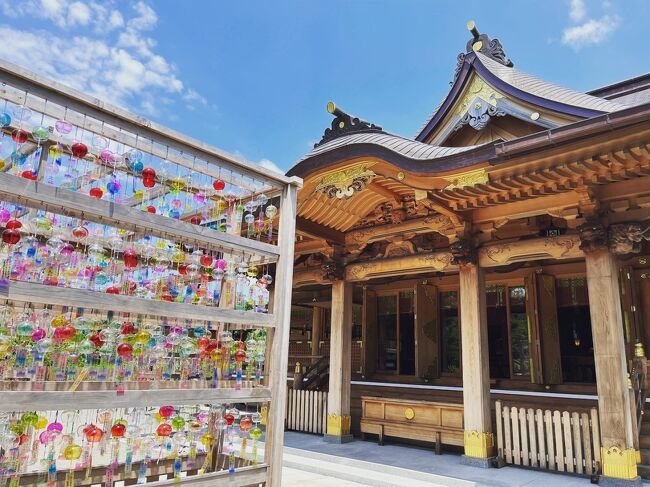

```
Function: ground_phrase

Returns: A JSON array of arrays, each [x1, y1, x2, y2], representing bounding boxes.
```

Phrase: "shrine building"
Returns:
[[285, 22, 650, 484]]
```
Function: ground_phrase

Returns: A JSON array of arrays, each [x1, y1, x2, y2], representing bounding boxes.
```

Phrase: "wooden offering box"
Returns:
[[360, 396, 464, 454]]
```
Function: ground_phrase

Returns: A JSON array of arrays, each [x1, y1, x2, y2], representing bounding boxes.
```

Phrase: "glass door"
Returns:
[[377, 295, 397, 371], [376, 290, 416, 375]]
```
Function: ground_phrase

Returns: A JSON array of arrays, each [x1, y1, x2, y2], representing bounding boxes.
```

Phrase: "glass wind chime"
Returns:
[[0, 99, 280, 245]]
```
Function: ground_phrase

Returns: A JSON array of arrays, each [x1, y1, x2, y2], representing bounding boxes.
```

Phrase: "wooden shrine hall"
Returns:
[[285, 22, 650, 484]]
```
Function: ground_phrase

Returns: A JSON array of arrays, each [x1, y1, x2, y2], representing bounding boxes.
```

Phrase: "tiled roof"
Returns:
[[610, 90, 650, 106], [300, 132, 477, 162], [476, 53, 629, 113]]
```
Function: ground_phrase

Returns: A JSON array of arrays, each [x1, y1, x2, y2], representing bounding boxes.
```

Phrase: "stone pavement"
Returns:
[[282, 466, 367, 486], [282, 431, 650, 486]]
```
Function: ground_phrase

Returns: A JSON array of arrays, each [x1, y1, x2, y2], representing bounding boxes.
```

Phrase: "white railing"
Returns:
[[496, 401, 601, 475], [286, 389, 328, 435]]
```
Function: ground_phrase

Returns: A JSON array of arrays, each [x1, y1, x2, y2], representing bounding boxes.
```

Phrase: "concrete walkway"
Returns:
[[283, 466, 367, 486], [283, 431, 649, 486]]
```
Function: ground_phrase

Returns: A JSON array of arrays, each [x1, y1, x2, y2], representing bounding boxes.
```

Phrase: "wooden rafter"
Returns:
[[296, 216, 345, 245], [435, 143, 650, 211]]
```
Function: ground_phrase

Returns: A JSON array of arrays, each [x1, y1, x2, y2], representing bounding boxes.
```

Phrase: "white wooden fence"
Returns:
[[286, 389, 328, 434], [496, 401, 601, 475]]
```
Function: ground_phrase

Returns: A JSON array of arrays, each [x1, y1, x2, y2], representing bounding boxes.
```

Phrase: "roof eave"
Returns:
[[286, 141, 495, 179], [288, 101, 650, 179]]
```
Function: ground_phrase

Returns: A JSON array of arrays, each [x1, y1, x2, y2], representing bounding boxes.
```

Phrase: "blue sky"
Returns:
[[0, 0, 647, 172]]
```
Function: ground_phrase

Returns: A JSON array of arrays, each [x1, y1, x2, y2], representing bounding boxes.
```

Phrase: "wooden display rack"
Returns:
[[0, 59, 301, 487]]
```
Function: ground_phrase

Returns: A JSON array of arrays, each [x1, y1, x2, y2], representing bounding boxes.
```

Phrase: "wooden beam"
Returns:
[[367, 181, 400, 206], [0, 280, 274, 326], [345, 215, 454, 253], [293, 266, 328, 288], [596, 175, 650, 202], [346, 251, 456, 281], [471, 192, 581, 224], [295, 238, 331, 256], [0, 386, 271, 412], [0, 172, 280, 259], [296, 216, 345, 245], [478, 235, 583, 267]]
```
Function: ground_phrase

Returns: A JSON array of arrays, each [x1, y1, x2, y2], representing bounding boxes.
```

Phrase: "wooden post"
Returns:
[[265, 180, 300, 487], [459, 262, 495, 465], [324, 280, 354, 443], [311, 306, 323, 364], [583, 246, 639, 483]]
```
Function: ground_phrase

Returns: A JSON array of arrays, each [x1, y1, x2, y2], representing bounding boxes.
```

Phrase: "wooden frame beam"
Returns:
[[367, 181, 401, 206], [296, 216, 345, 245], [295, 238, 331, 256], [471, 192, 581, 224]]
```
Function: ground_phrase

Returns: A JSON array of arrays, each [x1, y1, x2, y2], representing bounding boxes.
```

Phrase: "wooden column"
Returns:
[[325, 280, 354, 442], [584, 246, 638, 481], [459, 262, 495, 463], [311, 306, 323, 364], [265, 180, 299, 487]]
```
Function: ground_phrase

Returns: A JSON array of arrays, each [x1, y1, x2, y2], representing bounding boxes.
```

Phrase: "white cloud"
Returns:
[[128, 1, 157, 31], [108, 10, 124, 29], [562, 15, 620, 49], [561, 0, 621, 50], [258, 159, 284, 175], [183, 89, 208, 111], [569, 0, 586, 22], [68, 1, 91, 25], [0, 0, 206, 117]]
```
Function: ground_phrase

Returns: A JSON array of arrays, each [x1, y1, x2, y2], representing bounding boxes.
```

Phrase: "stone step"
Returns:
[[283, 447, 476, 487], [638, 463, 650, 480]]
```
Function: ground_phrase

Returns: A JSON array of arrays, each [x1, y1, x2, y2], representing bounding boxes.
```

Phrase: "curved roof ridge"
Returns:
[[415, 51, 629, 142], [476, 52, 628, 113], [299, 131, 478, 163]]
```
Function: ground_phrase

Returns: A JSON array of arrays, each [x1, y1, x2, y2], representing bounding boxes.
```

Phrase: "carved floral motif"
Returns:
[[544, 236, 577, 257], [346, 251, 454, 281], [483, 244, 513, 263], [609, 222, 650, 255], [444, 168, 489, 190], [315, 165, 376, 200], [478, 236, 582, 266], [455, 98, 506, 132]]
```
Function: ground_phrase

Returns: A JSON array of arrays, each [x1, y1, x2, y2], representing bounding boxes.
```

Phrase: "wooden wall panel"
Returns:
[[416, 283, 439, 379]]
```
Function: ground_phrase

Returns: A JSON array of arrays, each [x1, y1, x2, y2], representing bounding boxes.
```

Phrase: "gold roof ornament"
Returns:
[[456, 75, 504, 117], [444, 168, 489, 190], [315, 164, 377, 200]]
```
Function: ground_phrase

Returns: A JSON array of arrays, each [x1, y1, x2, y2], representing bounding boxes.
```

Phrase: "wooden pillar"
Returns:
[[459, 262, 495, 463], [311, 306, 323, 364], [265, 180, 299, 487], [584, 247, 638, 482], [325, 280, 353, 442]]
